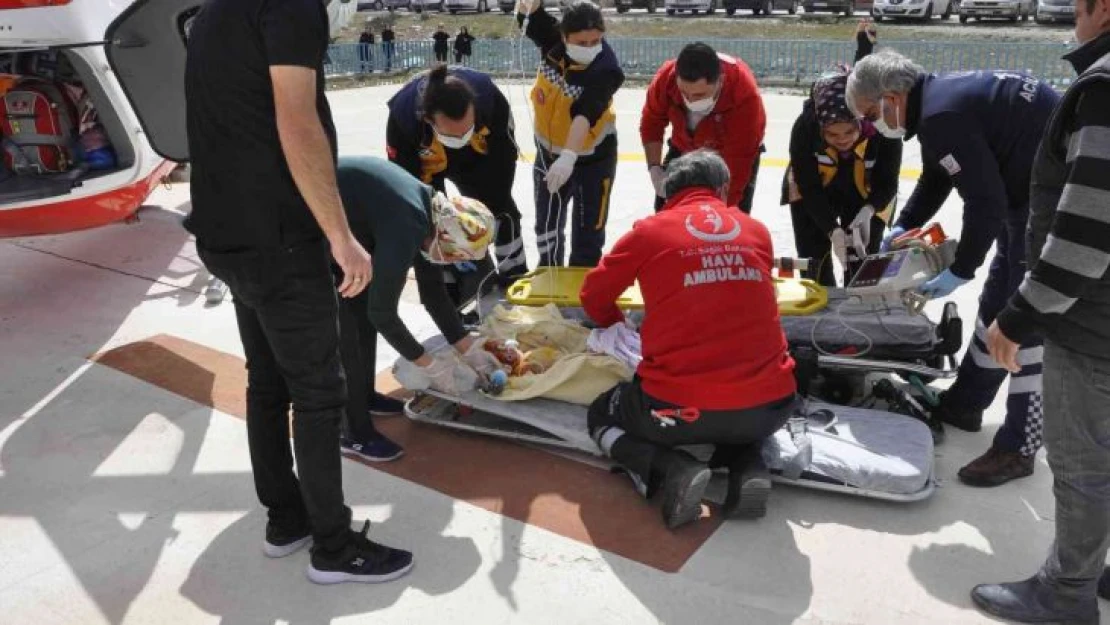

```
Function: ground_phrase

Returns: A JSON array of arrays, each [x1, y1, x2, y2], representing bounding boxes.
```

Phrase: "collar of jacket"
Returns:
[[903, 74, 927, 141], [1065, 31, 1110, 74], [658, 187, 726, 212]]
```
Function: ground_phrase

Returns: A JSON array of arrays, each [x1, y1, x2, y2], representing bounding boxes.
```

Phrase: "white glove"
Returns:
[[848, 205, 875, 252], [587, 322, 642, 370], [649, 165, 667, 198], [461, 337, 504, 378], [394, 350, 480, 395], [544, 150, 577, 194], [515, 0, 540, 14], [830, 227, 849, 270]]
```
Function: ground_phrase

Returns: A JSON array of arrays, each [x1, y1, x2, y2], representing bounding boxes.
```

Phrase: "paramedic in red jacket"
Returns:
[[640, 43, 766, 214], [580, 149, 797, 530]]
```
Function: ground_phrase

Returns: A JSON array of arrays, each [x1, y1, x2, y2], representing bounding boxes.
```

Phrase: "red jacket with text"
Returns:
[[640, 54, 766, 208], [581, 188, 795, 411]]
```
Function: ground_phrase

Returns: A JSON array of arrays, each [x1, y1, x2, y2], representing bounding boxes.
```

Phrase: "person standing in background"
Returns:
[[433, 24, 450, 64], [454, 26, 475, 65], [358, 23, 375, 73], [381, 25, 396, 72]]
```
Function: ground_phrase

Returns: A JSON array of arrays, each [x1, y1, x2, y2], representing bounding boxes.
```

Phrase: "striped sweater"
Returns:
[[996, 33, 1110, 360]]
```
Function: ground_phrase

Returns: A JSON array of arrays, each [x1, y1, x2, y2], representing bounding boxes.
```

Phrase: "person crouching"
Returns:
[[580, 149, 798, 529]]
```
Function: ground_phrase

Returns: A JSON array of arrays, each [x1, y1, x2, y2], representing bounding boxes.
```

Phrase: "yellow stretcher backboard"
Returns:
[[505, 267, 828, 316]]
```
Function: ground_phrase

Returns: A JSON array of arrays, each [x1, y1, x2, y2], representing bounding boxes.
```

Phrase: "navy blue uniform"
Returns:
[[897, 71, 1060, 457], [386, 67, 528, 286]]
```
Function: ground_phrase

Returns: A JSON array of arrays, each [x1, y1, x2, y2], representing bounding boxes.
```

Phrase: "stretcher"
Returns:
[[503, 268, 961, 382], [404, 388, 936, 503], [506, 267, 829, 316]]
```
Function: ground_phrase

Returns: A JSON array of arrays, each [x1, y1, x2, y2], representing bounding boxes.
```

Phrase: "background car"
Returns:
[[615, 0, 661, 13], [872, 0, 956, 20], [959, 0, 1035, 21], [444, 0, 494, 12], [725, 0, 800, 15], [665, 0, 720, 14], [1034, 0, 1074, 22], [802, 0, 874, 16], [410, 0, 443, 11]]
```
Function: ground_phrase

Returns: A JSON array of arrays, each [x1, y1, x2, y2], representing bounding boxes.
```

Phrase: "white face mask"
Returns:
[[434, 126, 474, 150], [874, 98, 906, 140], [565, 43, 602, 66], [683, 94, 717, 114]]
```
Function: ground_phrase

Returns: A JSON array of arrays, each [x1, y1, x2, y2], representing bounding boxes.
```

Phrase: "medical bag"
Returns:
[[0, 77, 79, 174]]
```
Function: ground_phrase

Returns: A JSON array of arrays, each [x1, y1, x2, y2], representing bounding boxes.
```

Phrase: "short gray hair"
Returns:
[[845, 49, 923, 116], [663, 149, 730, 199]]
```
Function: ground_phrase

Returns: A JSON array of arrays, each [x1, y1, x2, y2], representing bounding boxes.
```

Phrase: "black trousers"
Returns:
[[199, 239, 352, 553], [789, 201, 885, 287], [336, 287, 382, 442], [533, 148, 617, 267], [654, 144, 762, 214], [587, 378, 796, 472], [434, 48, 448, 62]]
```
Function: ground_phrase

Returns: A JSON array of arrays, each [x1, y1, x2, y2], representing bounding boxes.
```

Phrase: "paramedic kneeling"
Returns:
[[580, 150, 798, 530]]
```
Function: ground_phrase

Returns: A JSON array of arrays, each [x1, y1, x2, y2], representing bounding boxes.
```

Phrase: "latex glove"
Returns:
[[880, 225, 906, 253], [461, 337, 504, 377], [649, 165, 667, 198], [455, 261, 478, 273], [394, 350, 479, 395], [516, 0, 540, 14], [848, 205, 875, 251], [918, 268, 969, 300], [544, 150, 577, 194], [830, 227, 849, 270]]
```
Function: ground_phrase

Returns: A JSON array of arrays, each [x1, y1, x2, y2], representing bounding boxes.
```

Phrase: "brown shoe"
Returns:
[[958, 447, 1034, 487]]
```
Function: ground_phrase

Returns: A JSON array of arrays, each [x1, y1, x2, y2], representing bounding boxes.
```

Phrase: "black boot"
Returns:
[[722, 445, 772, 520], [971, 577, 1099, 624], [1098, 567, 1110, 601], [654, 449, 712, 530], [932, 390, 984, 433], [608, 437, 711, 529]]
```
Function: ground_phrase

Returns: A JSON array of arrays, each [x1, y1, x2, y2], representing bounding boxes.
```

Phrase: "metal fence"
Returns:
[[326, 38, 1076, 86]]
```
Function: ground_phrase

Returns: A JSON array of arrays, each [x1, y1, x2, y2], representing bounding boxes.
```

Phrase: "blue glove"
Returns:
[[454, 261, 478, 273], [918, 269, 969, 299], [879, 226, 906, 252]]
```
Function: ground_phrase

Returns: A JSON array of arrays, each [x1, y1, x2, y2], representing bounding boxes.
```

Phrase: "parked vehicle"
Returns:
[[615, 0, 661, 13], [410, 0, 443, 12], [1034, 0, 1073, 22], [665, 0, 720, 14], [959, 0, 1034, 21], [445, 0, 492, 12], [872, 0, 956, 20], [803, 0, 873, 16], [726, 0, 800, 15]]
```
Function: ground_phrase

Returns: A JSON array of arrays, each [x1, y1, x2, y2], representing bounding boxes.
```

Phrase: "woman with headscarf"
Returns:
[[333, 156, 500, 462], [454, 26, 475, 65], [781, 68, 902, 286]]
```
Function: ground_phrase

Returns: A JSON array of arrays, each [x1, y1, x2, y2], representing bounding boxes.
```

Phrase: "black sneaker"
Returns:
[[341, 433, 405, 463], [307, 521, 414, 585], [264, 523, 312, 559], [369, 393, 405, 416]]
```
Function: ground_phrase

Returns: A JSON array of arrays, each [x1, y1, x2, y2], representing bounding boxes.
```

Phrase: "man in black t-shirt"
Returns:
[[185, 0, 413, 585]]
